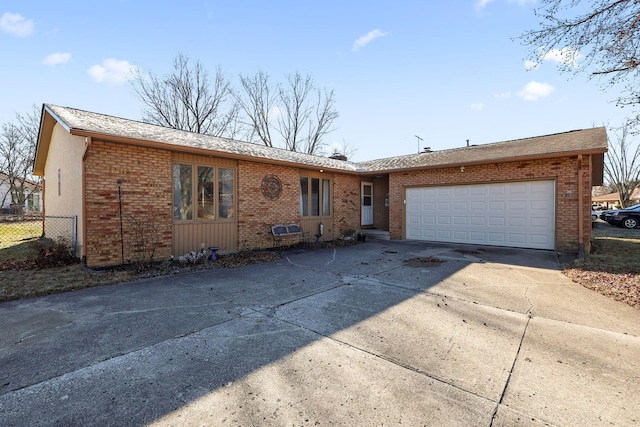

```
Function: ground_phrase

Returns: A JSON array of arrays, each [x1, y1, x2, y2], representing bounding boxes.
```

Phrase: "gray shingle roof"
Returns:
[[44, 104, 607, 174], [45, 104, 359, 172], [356, 127, 608, 172]]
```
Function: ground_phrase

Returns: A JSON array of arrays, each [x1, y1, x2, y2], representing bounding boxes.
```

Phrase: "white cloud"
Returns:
[[517, 81, 555, 101], [524, 59, 539, 70], [476, 0, 533, 10], [42, 52, 72, 66], [540, 47, 583, 68], [352, 29, 389, 52], [0, 12, 34, 37], [88, 58, 137, 84], [470, 102, 484, 111], [475, 0, 496, 10], [494, 91, 511, 99]]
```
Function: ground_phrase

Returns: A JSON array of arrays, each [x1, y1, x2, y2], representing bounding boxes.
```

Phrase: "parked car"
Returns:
[[592, 210, 599, 221], [602, 203, 640, 229]]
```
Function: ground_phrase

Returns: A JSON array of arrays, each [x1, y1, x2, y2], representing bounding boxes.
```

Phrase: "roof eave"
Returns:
[[69, 129, 359, 175], [33, 105, 70, 176], [358, 149, 609, 174]]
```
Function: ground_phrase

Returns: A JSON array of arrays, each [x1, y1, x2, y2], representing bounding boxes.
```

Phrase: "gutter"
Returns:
[[577, 154, 585, 259], [69, 129, 359, 175], [69, 128, 607, 177]]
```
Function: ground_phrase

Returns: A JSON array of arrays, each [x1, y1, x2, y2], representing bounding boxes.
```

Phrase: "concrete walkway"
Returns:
[[1, 240, 639, 426]]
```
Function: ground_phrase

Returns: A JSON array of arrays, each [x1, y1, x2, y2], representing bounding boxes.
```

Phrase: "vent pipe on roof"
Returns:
[[466, 139, 470, 147], [329, 152, 348, 161]]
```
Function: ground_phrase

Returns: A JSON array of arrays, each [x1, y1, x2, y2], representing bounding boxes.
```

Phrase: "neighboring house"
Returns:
[[0, 172, 42, 214], [34, 104, 607, 267], [592, 188, 640, 209]]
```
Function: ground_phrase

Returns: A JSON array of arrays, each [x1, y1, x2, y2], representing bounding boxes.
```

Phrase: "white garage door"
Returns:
[[406, 181, 555, 250]]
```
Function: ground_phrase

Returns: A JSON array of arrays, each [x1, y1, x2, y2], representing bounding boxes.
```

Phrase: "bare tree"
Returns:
[[304, 85, 339, 155], [236, 70, 275, 147], [277, 72, 313, 152], [132, 53, 239, 137], [521, 0, 640, 116], [0, 105, 41, 213], [236, 71, 339, 155], [605, 121, 640, 207]]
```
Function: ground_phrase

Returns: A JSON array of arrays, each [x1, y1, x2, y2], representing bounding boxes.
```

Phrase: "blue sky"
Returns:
[[0, 0, 630, 161]]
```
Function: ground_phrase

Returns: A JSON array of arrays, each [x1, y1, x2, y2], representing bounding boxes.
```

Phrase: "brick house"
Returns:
[[34, 104, 607, 267]]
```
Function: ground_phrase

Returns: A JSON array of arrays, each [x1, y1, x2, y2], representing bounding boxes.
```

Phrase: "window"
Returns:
[[197, 166, 215, 219], [300, 176, 331, 217], [173, 163, 235, 222], [27, 193, 40, 212], [218, 168, 234, 219], [173, 164, 192, 220]]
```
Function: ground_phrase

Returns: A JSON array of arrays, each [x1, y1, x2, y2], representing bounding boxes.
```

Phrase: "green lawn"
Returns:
[[0, 220, 43, 261]]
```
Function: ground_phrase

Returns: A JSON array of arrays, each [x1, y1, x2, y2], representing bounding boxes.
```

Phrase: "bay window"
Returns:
[[173, 163, 235, 222]]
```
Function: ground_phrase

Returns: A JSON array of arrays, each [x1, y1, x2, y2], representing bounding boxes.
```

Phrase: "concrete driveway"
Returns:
[[1, 240, 639, 426]]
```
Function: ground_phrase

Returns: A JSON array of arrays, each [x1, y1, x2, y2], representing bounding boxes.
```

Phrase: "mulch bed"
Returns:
[[563, 268, 640, 309]]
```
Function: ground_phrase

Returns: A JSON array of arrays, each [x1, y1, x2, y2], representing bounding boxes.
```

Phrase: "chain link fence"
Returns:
[[0, 214, 77, 263]]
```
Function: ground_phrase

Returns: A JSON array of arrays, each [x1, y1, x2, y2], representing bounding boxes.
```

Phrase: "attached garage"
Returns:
[[406, 180, 555, 250]]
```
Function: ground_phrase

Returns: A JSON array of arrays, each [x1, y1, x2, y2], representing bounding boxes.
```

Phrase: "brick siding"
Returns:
[[84, 140, 173, 267], [237, 161, 301, 249], [82, 142, 592, 267], [333, 174, 361, 237]]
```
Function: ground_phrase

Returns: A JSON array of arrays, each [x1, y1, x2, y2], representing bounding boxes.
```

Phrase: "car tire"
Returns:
[[622, 217, 639, 229], [592, 214, 598, 221]]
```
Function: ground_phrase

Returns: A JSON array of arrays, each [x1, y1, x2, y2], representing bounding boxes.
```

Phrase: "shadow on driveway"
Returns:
[[1, 240, 638, 426]]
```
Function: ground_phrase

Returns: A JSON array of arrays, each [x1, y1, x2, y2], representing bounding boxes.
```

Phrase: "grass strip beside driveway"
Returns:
[[563, 221, 640, 309]]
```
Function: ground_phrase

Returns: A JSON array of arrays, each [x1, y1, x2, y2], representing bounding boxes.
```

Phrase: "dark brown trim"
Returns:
[[70, 129, 356, 175], [69, 128, 607, 177]]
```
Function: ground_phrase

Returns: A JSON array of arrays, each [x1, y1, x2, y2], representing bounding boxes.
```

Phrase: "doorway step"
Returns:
[[357, 229, 390, 240]]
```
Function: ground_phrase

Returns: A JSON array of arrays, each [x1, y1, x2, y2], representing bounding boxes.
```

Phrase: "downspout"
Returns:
[[577, 154, 584, 259], [81, 136, 92, 262], [41, 179, 45, 238]]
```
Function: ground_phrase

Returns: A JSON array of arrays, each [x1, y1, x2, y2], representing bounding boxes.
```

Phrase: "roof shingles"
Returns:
[[44, 104, 607, 174]]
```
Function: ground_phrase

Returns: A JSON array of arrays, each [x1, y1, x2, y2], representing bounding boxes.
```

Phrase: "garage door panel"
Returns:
[[489, 201, 505, 211], [508, 233, 527, 244], [470, 186, 486, 196], [453, 216, 468, 225], [530, 217, 548, 227], [509, 200, 527, 211], [454, 201, 467, 210], [453, 231, 468, 240], [509, 217, 526, 227], [488, 233, 506, 244], [406, 181, 555, 250], [489, 185, 507, 195], [407, 215, 421, 225], [437, 188, 453, 197], [530, 234, 551, 245], [422, 216, 435, 225], [489, 216, 506, 226], [437, 229, 452, 239], [509, 183, 527, 193], [438, 216, 451, 225], [470, 232, 486, 242], [470, 216, 485, 226]]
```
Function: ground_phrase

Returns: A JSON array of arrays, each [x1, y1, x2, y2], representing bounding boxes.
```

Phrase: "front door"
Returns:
[[361, 182, 373, 226]]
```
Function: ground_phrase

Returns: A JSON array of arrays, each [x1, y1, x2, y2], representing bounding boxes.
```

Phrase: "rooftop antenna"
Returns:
[[414, 135, 423, 154]]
